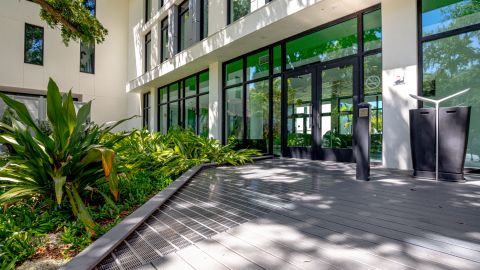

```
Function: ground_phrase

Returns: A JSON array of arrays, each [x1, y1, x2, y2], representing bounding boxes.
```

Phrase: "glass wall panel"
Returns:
[[273, 45, 282, 74], [145, 32, 151, 72], [321, 65, 353, 149], [363, 9, 382, 51], [80, 43, 95, 73], [247, 50, 270, 81], [199, 94, 209, 137], [225, 59, 243, 86], [159, 87, 168, 104], [185, 76, 197, 97], [230, 0, 250, 23], [364, 53, 383, 160], [423, 30, 480, 167], [143, 92, 151, 129], [286, 18, 357, 69], [199, 71, 209, 93], [225, 86, 244, 142], [272, 77, 282, 155], [25, 24, 44, 65], [161, 19, 169, 62], [185, 97, 196, 131], [179, 1, 192, 51], [159, 104, 168, 133], [202, 0, 208, 39], [246, 80, 270, 153], [169, 101, 180, 128], [422, 0, 480, 37], [287, 74, 312, 147], [169, 82, 179, 100]]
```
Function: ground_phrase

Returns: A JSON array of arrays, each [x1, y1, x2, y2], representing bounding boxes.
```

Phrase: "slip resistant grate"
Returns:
[[95, 168, 273, 270]]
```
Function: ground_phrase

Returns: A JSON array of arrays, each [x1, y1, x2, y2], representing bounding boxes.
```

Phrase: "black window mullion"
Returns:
[[242, 57, 247, 146]]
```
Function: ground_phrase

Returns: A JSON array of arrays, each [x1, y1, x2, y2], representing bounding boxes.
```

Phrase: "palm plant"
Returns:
[[0, 79, 132, 233]]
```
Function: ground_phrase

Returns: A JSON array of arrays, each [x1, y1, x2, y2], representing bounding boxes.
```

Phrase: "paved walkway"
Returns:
[[95, 159, 480, 270]]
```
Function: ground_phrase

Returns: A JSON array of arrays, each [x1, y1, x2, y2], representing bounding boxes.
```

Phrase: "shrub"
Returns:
[[0, 78, 133, 233], [116, 128, 261, 178]]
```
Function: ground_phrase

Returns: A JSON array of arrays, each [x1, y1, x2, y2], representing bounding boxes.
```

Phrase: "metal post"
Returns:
[[409, 88, 470, 181]]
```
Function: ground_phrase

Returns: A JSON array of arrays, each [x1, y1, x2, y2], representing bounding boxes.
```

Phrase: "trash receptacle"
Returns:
[[409, 106, 471, 181]]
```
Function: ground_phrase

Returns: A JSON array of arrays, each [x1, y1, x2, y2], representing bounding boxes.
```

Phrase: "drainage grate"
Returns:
[[95, 167, 272, 270]]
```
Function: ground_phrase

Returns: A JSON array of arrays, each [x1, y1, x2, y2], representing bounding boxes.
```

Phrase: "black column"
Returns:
[[355, 102, 371, 181]]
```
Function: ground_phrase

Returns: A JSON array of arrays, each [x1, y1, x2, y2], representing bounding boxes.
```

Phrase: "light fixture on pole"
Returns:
[[409, 88, 470, 181]]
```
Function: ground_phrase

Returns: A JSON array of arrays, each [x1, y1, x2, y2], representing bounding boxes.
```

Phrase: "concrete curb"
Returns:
[[60, 156, 272, 270]]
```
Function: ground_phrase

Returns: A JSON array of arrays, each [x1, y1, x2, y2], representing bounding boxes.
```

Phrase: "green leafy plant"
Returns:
[[0, 78, 132, 234], [116, 128, 261, 178]]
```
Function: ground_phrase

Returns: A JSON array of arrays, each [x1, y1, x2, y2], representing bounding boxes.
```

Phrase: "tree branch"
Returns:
[[32, 0, 79, 34]]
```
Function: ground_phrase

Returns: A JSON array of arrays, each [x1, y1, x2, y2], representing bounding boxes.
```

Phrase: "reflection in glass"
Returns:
[[247, 50, 270, 81], [286, 19, 357, 69], [185, 76, 197, 97], [225, 59, 243, 86], [364, 53, 383, 160], [199, 94, 209, 137], [422, 0, 480, 36], [185, 97, 196, 131], [321, 65, 353, 149], [179, 1, 192, 51], [273, 77, 282, 155], [161, 18, 169, 62], [80, 43, 95, 73], [246, 80, 270, 153], [159, 104, 167, 133], [423, 30, 480, 167], [230, 0, 250, 23], [225, 86, 244, 142], [169, 101, 180, 128], [25, 24, 44, 65], [287, 74, 312, 147], [199, 71, 209, 93], [363, 9, 382, 51]]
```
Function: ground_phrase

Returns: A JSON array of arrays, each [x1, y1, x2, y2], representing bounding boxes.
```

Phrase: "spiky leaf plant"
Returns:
[[0, 78, 132, 233]]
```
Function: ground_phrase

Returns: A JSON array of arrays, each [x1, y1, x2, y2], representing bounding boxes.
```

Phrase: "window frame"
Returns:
[[143, 92, 151, 129], [221, 4, 382, 155], [178, 0, 190, 52], [417, 0, 480, 99], [160, 18, 169, 62], [24, 23, 44, 66], [145, 31, 152, 73], [157, 69, 209, 135]]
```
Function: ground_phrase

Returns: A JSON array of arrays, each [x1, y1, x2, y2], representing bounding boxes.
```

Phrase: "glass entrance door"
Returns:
[[317, 60, 358, 162]]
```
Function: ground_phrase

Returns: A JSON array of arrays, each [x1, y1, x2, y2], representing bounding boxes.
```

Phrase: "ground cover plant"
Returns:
[[0, 79, 260, 269]]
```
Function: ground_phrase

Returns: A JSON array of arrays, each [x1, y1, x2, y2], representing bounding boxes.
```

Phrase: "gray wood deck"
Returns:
[[95, 159, 480, 270]]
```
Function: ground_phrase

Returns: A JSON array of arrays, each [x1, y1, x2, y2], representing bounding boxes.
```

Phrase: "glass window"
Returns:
[[272, 77, 282, 155], [80, 43, 95, 73], [225, 59, 243, 86], [230, 0, 250, 23], [247, 50, 270, 81], [364, 53, 383, 160], [83, 0, 95, 15], [422, 30, 480, 167], [179, 1, 192, 51], [321, 65, 354, 149], [143, 92, 151, 129], [24, 24, 44, 65], [159, 87, 168, 104], [159, 104, 167, 133], [363, 9, 382, 51], [169, 101, 180, 129], [273, 45, 282, 74], [225, 86, 244, 142], [201, 0, 208, 39], [286, 18, 358, 69], [185, 76, 197, 97], [422, 0, 480, 37], [246, 80, 270, 153], [185, 97, 196, 131], [169, 82, 179, 100], [199, 71, 209, 94], [287, 73, 312, 147], [159, 0, 164, 8], [161, 18, 169, 62], [145, 0, 152, 21], [145, 32, 152, 72], [199, 94, 209, 137]]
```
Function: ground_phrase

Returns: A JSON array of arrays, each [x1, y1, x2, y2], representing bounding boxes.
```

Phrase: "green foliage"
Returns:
[[0, 78, 132, 233], [116, 128, 261, 178], [34, 0, 108, 45]]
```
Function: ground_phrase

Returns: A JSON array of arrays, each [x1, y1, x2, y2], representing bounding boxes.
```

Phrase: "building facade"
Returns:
[[0, 0, 479, 170]]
